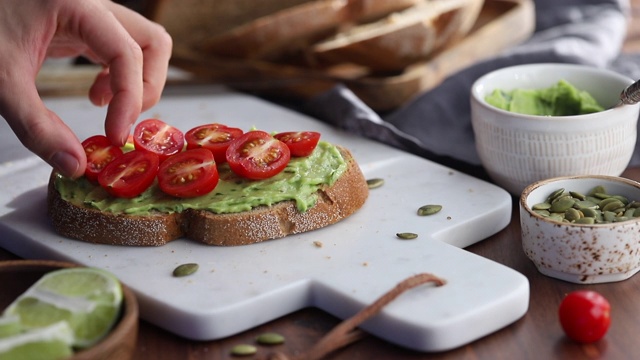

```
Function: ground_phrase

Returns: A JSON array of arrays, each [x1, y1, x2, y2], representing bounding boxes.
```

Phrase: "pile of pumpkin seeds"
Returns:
[[531, 185, 640, 224]]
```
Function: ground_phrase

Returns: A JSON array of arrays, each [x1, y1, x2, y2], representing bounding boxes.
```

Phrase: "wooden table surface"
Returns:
[[5, 1, 640, 359]]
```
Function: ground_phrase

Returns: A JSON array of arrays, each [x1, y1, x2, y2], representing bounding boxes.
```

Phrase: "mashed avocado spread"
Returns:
[[55, 141, 347, 215], [485, 80, 605, 116]]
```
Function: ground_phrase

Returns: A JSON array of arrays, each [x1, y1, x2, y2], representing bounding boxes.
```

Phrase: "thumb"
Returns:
[[0, 78, 86, 179]]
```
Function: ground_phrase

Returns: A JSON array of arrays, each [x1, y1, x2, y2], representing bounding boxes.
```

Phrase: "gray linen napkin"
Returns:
[[302, 0, 638, 176]]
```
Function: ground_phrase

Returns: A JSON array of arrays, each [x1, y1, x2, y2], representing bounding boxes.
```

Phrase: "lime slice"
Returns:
[[3, 267, 123, 348], [0, 315, 21, 338], [0, 321, 73, 360]]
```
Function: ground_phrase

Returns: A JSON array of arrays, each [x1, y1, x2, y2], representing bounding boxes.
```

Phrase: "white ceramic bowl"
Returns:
[[520, 175, 640, 284], [471, 63, 640, 195]]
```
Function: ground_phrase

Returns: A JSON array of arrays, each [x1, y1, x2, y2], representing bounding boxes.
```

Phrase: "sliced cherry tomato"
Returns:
[[81, 135, 123, 182], [185, 123, 243, 163], [559, 290, 611, 343], [273, 131, 321, 157], [133, 119, 184, 161], [98, 150, 159, 198], [226, 131, 291, 180], [158, 148, 219, 198]]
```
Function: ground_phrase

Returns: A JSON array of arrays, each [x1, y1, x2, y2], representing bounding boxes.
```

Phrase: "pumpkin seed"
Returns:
[[546, 188, 565, 203], [230, 344, 257, 356], [172, 263, 199, 277], [549, 198, 575, 212], [417, 204, 442, 216], [366, 178, 384, 189], [531, 185, 640, 225], [396, 232, 418, 240], [256, 332, 285, 345], [569, 191, 586, 201], [532, 203, 552, 210]]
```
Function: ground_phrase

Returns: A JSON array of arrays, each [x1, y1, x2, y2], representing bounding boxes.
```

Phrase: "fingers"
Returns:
[[0, 73, 86, 178], [106, 1, 173, 112], [68, 1, 146, 146], [88, 1, 172, 119]]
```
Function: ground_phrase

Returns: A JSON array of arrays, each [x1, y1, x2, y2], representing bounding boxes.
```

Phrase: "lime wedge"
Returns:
[[0, 321, 74, 360], [0, 315, 21, 338], [3, 267, 123, 348]]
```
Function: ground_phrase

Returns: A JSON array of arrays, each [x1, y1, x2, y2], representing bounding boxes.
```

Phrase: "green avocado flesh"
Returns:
[[55, 141, 347, 215], [484, 79, 605, 116]]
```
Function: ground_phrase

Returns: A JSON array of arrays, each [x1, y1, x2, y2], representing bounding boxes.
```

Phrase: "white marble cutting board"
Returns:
[[0, 87, 528, 352]]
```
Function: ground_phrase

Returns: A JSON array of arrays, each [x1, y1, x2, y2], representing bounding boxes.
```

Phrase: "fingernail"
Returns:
[[51, 151, 80, 178]]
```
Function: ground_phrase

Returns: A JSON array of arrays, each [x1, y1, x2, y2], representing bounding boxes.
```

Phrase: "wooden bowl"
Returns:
[[0, 259, 138, 360]]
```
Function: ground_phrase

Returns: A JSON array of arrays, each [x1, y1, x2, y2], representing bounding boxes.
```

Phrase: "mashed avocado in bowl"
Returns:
[[485, 79, 605, 116]]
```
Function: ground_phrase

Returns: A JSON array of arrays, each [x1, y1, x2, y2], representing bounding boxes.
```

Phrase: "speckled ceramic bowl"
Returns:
[[471, 63, 640, 195], [520, 175, 640, 284]]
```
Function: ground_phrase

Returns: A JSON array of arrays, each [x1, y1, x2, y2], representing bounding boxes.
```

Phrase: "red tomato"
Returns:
[[559, 290, 611, 343], [185, 123, 243, 163], [98, 150, 159, 198], [158, 148, 219, 198], [81, 135, 123, 182], [273, 131, 321, 157], [133, 119, 184, 161], [226, 131, 291, 180]]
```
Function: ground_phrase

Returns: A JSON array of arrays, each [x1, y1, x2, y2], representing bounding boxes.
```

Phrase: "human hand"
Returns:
[[0, 0, 172, 178]]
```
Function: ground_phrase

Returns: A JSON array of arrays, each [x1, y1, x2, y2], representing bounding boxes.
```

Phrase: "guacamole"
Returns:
[[485, 79, 605, 116], [55, 141, 347, 215]]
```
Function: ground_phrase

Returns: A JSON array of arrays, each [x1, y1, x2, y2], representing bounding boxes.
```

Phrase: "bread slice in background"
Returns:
[[311, 0, 484, 72], [201, 0, 422, 60], [47, 147, 369, 247], [148, 0, 314, 52]]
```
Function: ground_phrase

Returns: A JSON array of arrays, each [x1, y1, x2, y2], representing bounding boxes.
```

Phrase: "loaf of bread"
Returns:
[[310, 0, 484, 71], [47, 146, 369, 246], [200, 0, 422, 60], [149, 0, 483, 73]]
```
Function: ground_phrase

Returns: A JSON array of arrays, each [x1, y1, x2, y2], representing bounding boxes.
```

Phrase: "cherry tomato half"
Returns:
[[185, 123, 243, 163], [158, 148, 219, 198], [226, 131, 291, 180], [558, 290, 611, 343], [81, 135, 123, 182], [133, 119, 184, 161], [273, 131, 320, 157], [98, 150, 159, 198]]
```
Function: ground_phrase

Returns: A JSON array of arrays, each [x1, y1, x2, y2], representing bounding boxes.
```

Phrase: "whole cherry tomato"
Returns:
[[185, 123, 243, 163], [98, 150, 159, 198], [133, 119, 184, 161], [273, 131, 320, 157], [158, 148, 219, 198], [81, 135, 123, 182], [226, 131, 291, 180], [558, 290, 611, 343]]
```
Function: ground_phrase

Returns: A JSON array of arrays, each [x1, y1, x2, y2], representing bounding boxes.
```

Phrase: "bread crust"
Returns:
[[47, 147, 368, 246], [311, 0, 483, 71], [201, 0, 421, 60]]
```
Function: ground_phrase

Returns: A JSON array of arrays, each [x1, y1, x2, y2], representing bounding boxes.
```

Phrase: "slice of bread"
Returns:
[[200, 0, 421, 60], [47, 146, 368, 247], [310, 0, 483, 71]]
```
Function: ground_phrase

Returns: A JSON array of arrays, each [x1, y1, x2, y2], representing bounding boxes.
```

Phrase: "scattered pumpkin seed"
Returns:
[[417, 204, 442, 216], [256, 332, 285, 345], [366, 178, 384, 189], [172, 263, 199, 277], [230, 344, 257, 356], [396, 232, 418, 240], [531, 186, 640, 225]]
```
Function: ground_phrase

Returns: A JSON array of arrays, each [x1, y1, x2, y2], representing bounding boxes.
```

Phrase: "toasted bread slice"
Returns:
[[47, 146, 368, 247], [311, 0, 484, 71], [201, 0, 421, 60]]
